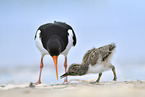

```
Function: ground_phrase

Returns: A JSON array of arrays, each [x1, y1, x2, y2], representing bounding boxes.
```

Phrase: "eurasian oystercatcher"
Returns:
[[60, 43, 117, 83], [34, 21, 77, 84]]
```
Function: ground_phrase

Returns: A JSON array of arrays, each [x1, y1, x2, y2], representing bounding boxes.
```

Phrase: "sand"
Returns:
[[0, 80, 145, 97]]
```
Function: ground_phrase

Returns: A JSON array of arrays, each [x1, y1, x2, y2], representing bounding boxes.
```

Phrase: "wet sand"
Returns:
[[0, 80, 145, 97]]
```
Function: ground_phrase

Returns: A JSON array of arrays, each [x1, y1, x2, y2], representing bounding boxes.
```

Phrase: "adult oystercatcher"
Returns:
[[34, 21, 77, 85], [60, 43, 117, 83]]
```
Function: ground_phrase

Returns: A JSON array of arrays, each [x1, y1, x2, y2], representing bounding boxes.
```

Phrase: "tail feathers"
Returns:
[[98, 43, 116, 51], [101, 43, 116, 61], [108, 43, 116, 51]]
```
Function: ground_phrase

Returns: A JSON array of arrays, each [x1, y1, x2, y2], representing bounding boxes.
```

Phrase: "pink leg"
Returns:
[[63, 57, 68, 82], [35, 57, 44, 85]]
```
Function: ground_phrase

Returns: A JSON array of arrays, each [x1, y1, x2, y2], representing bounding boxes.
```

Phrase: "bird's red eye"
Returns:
[[58, 48, 60, 51], [48, 49, 50, 52]]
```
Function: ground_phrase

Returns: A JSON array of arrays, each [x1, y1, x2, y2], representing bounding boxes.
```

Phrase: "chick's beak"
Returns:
[[60, 72, 69, 79], [52, 56, 58, 80]]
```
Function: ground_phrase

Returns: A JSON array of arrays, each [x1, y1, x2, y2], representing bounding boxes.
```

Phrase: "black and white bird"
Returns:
[[34, 21, 77, 85], [60, 43, 117, 83]]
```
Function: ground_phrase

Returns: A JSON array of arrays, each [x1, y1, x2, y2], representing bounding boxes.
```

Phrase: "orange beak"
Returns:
[[52, 56, 58, 80]]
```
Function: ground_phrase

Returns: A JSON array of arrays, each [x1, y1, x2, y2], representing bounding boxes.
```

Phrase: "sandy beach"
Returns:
[[0, 80, 145, 97]]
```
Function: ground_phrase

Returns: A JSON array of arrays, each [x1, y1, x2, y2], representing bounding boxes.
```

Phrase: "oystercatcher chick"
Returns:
[[34, 21, 77, 85], [60, 43, 117, 83]]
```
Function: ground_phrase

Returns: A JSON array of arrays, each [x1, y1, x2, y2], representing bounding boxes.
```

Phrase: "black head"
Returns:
[[47, 37, 63, 56]]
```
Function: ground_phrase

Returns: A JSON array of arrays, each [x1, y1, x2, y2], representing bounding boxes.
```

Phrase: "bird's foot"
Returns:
[[35, 81, 41, 85], [89, 81, 99, 84], [113, 78, 117, 81], [62, 79, 69, 84]]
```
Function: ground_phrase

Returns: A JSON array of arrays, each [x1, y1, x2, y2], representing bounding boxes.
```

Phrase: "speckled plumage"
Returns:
[[82, 43, 116, 65], [66, 63, 89, 76], [60, 43, 117, 83]]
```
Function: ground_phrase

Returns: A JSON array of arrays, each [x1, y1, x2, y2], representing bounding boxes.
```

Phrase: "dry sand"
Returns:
[[0, 80, 145, 97]]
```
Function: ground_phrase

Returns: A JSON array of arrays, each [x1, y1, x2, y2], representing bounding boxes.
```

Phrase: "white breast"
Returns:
[[87, 63, 111, 74]]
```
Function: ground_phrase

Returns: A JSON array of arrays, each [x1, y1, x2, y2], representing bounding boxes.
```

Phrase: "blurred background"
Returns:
[[0, 0, 145, 84]]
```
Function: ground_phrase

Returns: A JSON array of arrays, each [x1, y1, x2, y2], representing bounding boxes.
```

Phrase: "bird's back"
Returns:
[[82, 43, 116, 66]]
